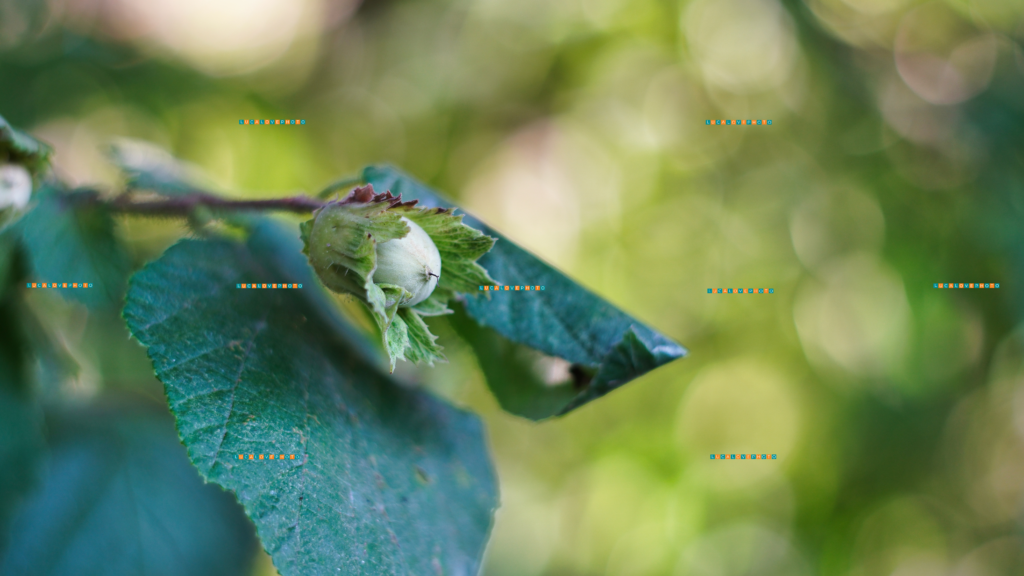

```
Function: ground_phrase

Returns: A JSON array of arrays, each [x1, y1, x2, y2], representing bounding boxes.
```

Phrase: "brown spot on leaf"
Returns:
[[414, 466, 430, 484]]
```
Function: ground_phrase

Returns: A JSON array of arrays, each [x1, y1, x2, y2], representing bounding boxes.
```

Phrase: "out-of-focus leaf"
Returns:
[[107, 139, 206, 196], [0, 405, 258, 576], [0, 114, 52, 176], [363, 165, 686, 419], [123, 238, 498, 576], [17, 186, 131, 307], [0, 228, 19, 299], [0, 293, 43, 551]]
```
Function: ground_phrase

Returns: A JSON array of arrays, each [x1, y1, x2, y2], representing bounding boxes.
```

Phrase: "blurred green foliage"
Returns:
[[2, 0, 1024, 574]]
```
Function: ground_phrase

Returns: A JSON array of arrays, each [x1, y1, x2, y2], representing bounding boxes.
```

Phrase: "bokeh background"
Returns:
[[3, 0, 1024, 574]]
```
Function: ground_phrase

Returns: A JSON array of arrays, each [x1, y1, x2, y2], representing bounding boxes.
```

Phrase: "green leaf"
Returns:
[[107, 139, 205, 196], [0, 292, 43, 550], [123, 238, 498, 575], [17, 186, 131, 308], [0, 405, 258, 576], [448, 303, 579, 421], [0, 228, 21, 300], [246, 218, 383, 367], [363, 165, 686, 420], [0, 115, 52, 176]]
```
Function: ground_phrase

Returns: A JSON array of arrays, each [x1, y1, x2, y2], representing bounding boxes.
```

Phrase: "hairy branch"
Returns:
[[102, 191, 325, 215]]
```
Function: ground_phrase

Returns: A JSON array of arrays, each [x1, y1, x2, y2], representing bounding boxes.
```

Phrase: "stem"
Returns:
[[105, 192, 325, 216]]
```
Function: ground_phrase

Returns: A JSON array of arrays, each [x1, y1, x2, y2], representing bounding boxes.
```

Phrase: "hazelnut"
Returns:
[[0, 163, 31, 211], [373, 216, 441, 306]]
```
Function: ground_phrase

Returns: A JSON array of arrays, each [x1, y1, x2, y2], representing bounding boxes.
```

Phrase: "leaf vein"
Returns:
[[209, 318, 267, 472]]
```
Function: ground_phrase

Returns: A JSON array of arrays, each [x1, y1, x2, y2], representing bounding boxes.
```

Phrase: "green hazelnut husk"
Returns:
[[301, 183, 496, 370]]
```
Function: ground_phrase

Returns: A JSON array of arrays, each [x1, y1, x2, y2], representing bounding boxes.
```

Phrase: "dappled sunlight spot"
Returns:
[[683, 0, 798, 94], [604, 522, 678, 576], [941, 372, 1024, 527], [895, 3, 997, 105], [556, 456, 671, 574], [885, 136, 980, 191], [888, 555, 950, 576], [464, 120, 621, 271], [914, 294, 983, 386], [579, 0, 633, 30], [673, 523, 809, 576], [32, 106, 169, 188], [176, 97, 321, 193], [1015, 41, 1024, 78], [309, 88, 407, 175], [793, 253, 910, 380], [469, 0, 587, 45], [608, 191, 729, 335], [675, 359, 801, 489], [838, 0, 913, 16], [31, 118, 111, 188], [663, 483, 706, 549], [572, 43, 680, 151], [642, 68, 739, 169], [982, 325, 1024, 396], [950, 536, 1024, 576], [878, 75, 962, 147], [804, 0, 904, 49], [969, 329, 1024, 522], [719, 210, 763, 261], [789, 185, 885, 271], [105, 0, 337, 76], [848, 498, 948, 576], [1014, 386, 1024, 448], [174, 100, 244, 190], [979, 432, 1024, 523], [482, 465, 560, 576], [110, 137, 220, 191]]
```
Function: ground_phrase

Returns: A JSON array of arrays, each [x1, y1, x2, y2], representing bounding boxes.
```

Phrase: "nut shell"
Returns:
[[373, 216, 441, 306], [0, 164, 31, 210]]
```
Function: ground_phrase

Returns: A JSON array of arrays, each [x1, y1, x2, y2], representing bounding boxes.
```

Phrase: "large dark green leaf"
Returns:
[[123, 237, 498, 576], [245, 218, 384, 368], [363, 165, 686, 419], [17, 186, 131, 308], [448, 303, 579, 421], [0, 292, 43, 550], [0, 404, 257, 576]]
